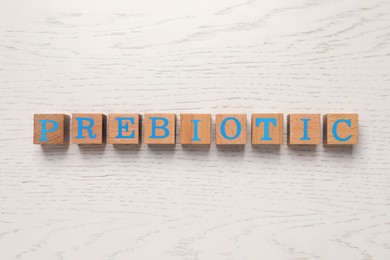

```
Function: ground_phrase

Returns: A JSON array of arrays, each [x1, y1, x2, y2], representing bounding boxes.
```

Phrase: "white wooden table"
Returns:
[[1, 0, 390, 259]]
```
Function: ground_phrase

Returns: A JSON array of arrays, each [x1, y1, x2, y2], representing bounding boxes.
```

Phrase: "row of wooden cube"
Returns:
[[33, 113, 358, 146]]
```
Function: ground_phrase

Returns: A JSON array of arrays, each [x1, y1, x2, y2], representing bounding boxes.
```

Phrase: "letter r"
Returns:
[[75, 117, 97, 139]]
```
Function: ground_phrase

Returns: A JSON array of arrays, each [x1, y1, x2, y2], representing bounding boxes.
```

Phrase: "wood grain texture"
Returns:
[[324, 114, 358, 145], [107, 113, 141, 145], [216, 114, 247, 145], [72, 113, 106, 145], [33, 114, 69, 145], [180, 114, 211, 145], [251, 113, 284, 145], [144, 113, 176, 145], [0, 0, 390, 259], [287, 114, 321, 145]]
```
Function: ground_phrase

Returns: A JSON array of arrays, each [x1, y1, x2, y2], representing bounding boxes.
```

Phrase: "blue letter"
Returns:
[[39, 119, 59, 142], [220, 117, 241, 140], [191, 119, 201, 141], [75, 117, 96, 139], [256, 118, 277, 141], [115, 117, 135, 139], [332, 119, 352, 141], [149, 117, 169, 139], [300, 118, 311, 141]]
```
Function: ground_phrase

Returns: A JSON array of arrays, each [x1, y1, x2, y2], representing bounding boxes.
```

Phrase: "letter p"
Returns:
[[39, 119, 59, 142]]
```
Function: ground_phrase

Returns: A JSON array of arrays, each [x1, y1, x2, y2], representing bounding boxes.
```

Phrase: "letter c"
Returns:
[[332, 119, 352, 141]]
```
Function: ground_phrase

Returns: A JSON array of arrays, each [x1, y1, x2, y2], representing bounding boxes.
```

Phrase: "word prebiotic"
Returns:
[[33, 113, 358, 146]]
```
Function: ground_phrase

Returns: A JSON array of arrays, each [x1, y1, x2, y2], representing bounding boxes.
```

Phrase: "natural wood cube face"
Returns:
[[72, 114, 105, 144], [144, 113, 176, 145], [287, 114, 321, 145], [108, 114, 140, 145], [324, 114, 358, 145], [180, 114, 211, 145], [251, 113, 283, 145], [34, 114, 69, 145], [216, 114, 247, 145]]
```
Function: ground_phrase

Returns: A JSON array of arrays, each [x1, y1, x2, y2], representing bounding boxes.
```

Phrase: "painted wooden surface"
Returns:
[[1, 0, 390, 259]]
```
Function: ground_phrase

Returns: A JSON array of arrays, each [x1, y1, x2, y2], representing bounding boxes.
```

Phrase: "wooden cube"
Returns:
[[72, 113, 106, 144], [108, 113, 141, 145], [216, 114, 246, 145], [180, 114, 211, 145], [324, 114, 358, 145], [287, 114, 321, 145], [34, 114, 69, 145], [144, 113, 176, 145], [251, 113, 283, 145]]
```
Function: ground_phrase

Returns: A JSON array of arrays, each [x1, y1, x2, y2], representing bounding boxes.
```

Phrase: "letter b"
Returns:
[[144, 114, 176, 145]]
